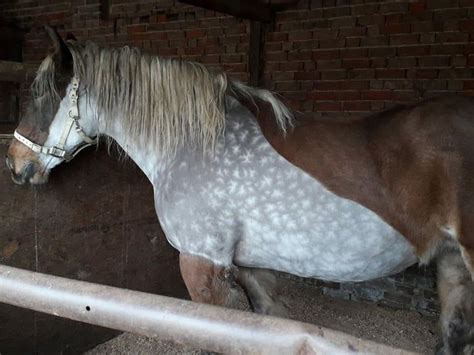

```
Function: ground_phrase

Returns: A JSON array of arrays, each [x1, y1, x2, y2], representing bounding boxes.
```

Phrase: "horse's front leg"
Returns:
[[437, 244, 474, 355], [179, 253, 244, 309]]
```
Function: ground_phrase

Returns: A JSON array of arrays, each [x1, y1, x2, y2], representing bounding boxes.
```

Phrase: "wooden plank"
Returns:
[[100, 0, 110, 20], [0, 61, 37, 83], [249, 21, 266, 87], [179, 0, 273, 22]]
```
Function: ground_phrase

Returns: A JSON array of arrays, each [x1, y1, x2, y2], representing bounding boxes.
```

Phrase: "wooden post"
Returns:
[[249, 21, 266, 87]]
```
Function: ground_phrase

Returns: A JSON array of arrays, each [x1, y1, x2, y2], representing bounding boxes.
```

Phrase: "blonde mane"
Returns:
[[34, 41, 293, 156]]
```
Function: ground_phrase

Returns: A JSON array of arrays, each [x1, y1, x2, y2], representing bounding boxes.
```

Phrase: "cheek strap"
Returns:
[[13, 76, 97, 163]]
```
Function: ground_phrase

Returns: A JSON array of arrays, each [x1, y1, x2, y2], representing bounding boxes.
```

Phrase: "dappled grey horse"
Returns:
[[6, 27, 474, 354]]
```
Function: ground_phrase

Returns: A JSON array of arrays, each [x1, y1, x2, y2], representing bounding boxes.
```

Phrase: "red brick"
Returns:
[[267, 32, 288, 42], [464, 81, 474, 90], [221, 54, 241, 63], [321, 69, 347, 80], [313, 81, 341, 90], [342, 58, 371, 69], [319, 38, 345, 48], [272, 71, 295, 81], [315, 101, 342, 111], [295, 71, 320, 80], [407, 68, 439, 79], [390, 34, 419, 45], [361, 90, 392, 100], [410, 2, 426, 14], [340, 48, 367, 58], [293, 40, 318, 50], [431, 44, 465, 55], [342, 101, 371, 111], [317, 59, 342, 70], [346, 38, 361, 47], [469, 54, 474, 66], [340, 80, 370, 90], [186, 29, 206, 39], [411, 21, 434, 33], [392, 90, 419, 101], [387, 57, 416, 68], [418, 56, 451, 67], [288, 51, 313, 61], [426, 0, 459, 9], [351, 4, 379, 16], [309, 91, 342, 100], [460, 19, 474, 32], [288, 31, 313, 41], [398, 45, 430, 56], [369, 47, 396, 57], [267, 52, 288, 62], [349, 69, 376, 79], [435, 32, 470, 43], [338, 27, 367, 37], [384, 23, 410, 34], [313, 28, 338, 39], [380, 2, 409, 13], [376, 69, 406, 79]]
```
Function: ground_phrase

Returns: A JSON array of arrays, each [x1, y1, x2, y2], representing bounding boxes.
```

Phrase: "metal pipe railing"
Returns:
[[0, 265, 413, 354]]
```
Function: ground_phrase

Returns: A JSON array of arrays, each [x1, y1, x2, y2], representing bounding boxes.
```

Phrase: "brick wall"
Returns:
[[3, 0, 473, 313], [1, 0, 473, 117], [264, 0, 474, 116]]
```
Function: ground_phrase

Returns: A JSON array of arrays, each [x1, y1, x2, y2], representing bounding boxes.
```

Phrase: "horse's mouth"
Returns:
[[10, 163, 49, 185]]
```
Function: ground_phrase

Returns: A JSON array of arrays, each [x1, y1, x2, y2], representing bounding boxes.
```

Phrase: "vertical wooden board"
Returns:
[[249, 21, 266, 87], [0, 143, 188, 354]]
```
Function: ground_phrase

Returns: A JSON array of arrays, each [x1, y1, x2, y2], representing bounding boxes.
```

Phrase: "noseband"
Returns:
[[14, 76, 97, 162]]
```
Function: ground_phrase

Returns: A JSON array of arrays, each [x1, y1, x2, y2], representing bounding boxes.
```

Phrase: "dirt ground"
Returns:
[[87, 277, 439, 355]]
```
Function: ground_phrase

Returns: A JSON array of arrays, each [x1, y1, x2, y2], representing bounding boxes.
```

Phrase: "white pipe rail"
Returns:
[[0, 265, 414, 354]]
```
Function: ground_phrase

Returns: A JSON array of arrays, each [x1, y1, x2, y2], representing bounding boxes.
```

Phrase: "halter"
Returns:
[[14, 76, 97, 162]]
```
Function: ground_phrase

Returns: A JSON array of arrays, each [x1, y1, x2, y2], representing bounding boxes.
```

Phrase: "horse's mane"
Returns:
[[33, 41, 293, 156]]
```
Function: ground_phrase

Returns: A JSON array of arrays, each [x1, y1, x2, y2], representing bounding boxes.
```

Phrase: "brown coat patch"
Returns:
[[240, 96, 474, 262]]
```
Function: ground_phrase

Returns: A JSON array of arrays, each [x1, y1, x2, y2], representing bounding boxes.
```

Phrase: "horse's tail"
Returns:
[[228, 80, 294, 133]]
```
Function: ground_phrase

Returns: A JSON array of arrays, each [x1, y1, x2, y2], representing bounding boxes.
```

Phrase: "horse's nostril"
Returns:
[[22, 163, 35, 181], [5, 155, 13, 172]]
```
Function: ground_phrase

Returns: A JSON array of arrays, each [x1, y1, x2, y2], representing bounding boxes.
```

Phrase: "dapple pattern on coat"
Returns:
[[156, 98, 417, 282], [8, 28, 474, 353]]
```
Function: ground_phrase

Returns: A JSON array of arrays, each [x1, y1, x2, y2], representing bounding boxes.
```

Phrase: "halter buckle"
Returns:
[[48, 146, 67, 159], [68, 106, 79, 118]]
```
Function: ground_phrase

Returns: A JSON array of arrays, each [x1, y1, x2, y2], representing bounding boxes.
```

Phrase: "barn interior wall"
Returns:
[[0, 142, 188, 353], [2, 0, 472, 319]]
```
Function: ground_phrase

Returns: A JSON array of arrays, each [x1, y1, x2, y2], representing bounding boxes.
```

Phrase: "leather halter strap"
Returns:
[[14, 76, 97, 162]]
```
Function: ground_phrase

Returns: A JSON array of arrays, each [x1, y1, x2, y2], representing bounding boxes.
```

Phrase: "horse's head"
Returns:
[[6, 27, 96, 185]]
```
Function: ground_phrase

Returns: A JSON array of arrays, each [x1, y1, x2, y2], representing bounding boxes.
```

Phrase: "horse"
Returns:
[[6, 26, 474, 354]]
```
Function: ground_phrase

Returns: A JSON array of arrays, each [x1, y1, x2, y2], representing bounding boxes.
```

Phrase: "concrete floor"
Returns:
[[87, 276, 439, 354]]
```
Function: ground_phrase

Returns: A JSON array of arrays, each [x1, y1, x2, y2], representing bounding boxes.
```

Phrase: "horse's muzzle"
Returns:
[[9, 160, 37, 185]]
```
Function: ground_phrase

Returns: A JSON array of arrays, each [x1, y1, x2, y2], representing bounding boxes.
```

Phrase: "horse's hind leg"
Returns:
[[236, 267, 288, 317], [179, 253, 243, 309], [437, 243, 474, 355]]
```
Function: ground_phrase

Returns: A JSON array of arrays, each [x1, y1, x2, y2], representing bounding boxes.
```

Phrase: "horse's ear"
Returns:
[[65, 32, 77, 42], [44, 25, 73, 73]]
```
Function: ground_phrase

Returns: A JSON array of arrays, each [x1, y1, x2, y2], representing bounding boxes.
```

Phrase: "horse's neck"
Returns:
[[101, 119, 169, 183], [100, 97, 255, 185]]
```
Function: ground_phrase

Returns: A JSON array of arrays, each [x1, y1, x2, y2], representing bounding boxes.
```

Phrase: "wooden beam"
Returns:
[[100, 0, 110, 20], [0, 61, 37, 82], [179, 0, 274, 22], [267, 0, 299, 10], [249, 21, 266, 87]]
